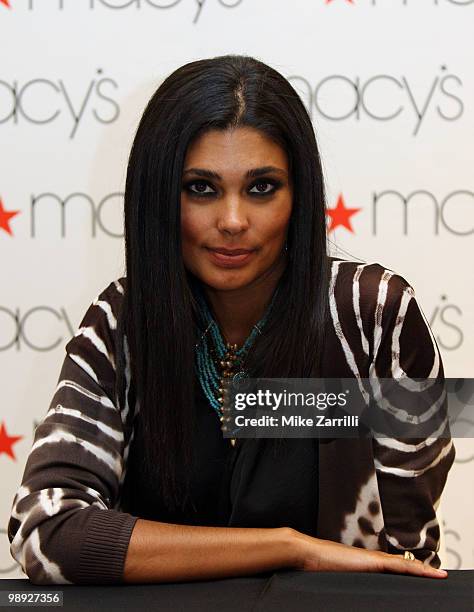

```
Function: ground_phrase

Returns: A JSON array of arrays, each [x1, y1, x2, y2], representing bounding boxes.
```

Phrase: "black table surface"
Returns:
[[1, 570, 473, 612]]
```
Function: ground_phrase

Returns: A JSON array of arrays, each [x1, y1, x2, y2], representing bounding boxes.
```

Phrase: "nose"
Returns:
[[216, 195, 250, 236]]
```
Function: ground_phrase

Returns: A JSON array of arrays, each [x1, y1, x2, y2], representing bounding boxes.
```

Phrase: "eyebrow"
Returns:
[[182, 166, 287, 180]]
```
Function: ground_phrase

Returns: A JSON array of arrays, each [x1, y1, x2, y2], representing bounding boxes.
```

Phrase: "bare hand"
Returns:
[[290, 531, 448, 579]]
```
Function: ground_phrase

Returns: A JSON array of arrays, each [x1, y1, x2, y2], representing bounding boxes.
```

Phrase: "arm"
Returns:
[[123, 521, 447, 582], [123, 521, 295, 583], [8, 282, 138, 585], [368, 273, 455, 568]]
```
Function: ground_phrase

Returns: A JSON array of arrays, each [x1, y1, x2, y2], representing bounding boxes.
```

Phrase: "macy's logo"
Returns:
[[325, 189, 474, 236], [287, 67, 464, 137], [0, 71, 120, 139], [1, 1, 245, 23]]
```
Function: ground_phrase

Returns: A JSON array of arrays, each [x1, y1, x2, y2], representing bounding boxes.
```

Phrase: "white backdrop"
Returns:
[[0, 0, 472, 576]]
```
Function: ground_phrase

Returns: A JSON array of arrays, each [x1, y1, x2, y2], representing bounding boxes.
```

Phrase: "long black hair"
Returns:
[[116, 54, 330, 512]]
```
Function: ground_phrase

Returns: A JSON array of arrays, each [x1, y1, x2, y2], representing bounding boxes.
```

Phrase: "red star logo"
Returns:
[[0, 422, 23, 460], [326, 194, 361, 233], [0, 0, 11, 8], [0, 197, 20, 236]]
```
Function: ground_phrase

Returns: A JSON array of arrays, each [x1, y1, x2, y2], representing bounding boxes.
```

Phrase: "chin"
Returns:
[[199, 269, 254, 291]]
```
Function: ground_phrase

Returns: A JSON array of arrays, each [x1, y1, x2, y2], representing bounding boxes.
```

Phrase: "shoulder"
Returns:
[[64, 277, 127, 370], [327, 257, 420, 364], [329, 256, 414, 313], [93, 277, 127, 325]]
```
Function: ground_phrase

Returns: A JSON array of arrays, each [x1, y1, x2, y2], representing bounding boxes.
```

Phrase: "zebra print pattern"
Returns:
[[7, 258, 455, 584]]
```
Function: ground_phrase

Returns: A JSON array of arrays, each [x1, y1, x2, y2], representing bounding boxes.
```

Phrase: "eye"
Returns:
[[249, 180, 281, 196], [184, 180, 216, 197]]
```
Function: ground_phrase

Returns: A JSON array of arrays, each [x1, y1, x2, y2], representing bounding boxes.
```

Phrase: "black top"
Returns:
[[122, 383, 319, 537]]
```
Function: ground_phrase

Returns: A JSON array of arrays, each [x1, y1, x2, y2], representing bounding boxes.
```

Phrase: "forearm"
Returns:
[[123, 519, 297, 583]]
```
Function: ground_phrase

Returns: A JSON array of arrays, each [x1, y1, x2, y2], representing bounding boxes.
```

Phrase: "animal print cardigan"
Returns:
[[7, 257, 455, 584]]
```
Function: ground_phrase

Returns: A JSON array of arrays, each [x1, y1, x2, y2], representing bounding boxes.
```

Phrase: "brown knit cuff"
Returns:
[[76, 507, 138, 584]]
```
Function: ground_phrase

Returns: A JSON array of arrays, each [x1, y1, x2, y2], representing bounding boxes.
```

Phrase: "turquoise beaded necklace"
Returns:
[[194, 286, 279, 442]]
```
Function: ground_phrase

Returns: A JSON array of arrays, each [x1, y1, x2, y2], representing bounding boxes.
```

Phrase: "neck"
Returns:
[[203, 252, 288, 348]]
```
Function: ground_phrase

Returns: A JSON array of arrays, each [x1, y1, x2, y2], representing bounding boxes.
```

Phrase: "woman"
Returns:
[[8, 54, 455, 585]]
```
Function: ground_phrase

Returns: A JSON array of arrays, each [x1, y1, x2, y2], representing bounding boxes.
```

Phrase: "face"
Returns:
[[180, 127, 293, 292]]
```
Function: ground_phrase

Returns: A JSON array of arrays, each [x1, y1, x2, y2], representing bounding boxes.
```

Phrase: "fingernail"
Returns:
[[436, 569, 447, 575]]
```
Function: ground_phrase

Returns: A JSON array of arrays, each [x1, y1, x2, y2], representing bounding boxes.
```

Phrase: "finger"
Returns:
[[383, 555, 448, 579]]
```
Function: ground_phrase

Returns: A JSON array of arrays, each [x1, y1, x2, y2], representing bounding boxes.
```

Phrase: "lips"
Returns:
[[209, 247, 254, 255], [206, 247, 256, 268]]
